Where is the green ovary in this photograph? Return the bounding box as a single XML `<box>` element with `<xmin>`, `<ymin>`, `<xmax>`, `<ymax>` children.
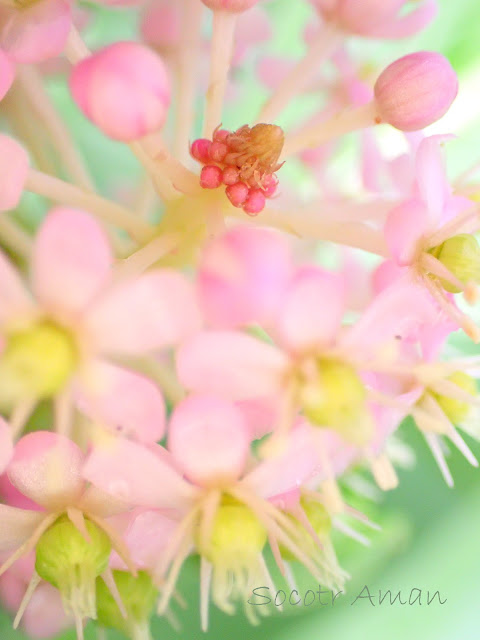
<box><xmin>96</xmin><ymin>570</ymin><xmax>158</xmax><ymax>635</ymax></box>
<box><xmin>432</xmin><ymin>371</ymin><xmax>477</xmax><ymax>424</ymax></box>
<box><xmin>195</xmin><ymin>500</ymin><xmax>267</xmax><ymax>566</ymax></box>
<box><xmin>280</xmin><ymin>497</ymin><xmax>331</xmax><ymax>562</ymax></box>
<box><xmin>428</xmin><ymin>234</ymin><xmax>480</xmax><ymax>293</ymax></box>
<box><xmin>299</xmin><ymin>358</ymin><xmax>370</xmax><ymax>444</ymax></box>
<box><xmin>0</xmin><ymin>320</ymin><xmax>78</xmax><ymax>404</ymax></box>
<box><xmin>36</xmin><ymin>515</ymin><xmax>111</xmax><ymax>620</ymax></box>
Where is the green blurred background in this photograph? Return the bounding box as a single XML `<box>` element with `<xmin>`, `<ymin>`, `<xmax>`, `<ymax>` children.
<box><xmin>5</xmin><ymin>0</ymin><xmax>480</xmax><ymax>638</ymax></box>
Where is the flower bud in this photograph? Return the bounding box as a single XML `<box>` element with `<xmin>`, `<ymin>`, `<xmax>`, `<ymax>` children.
<box><xmin>35</xmin><ymin>515</ymin><xmax>111</xmax><ymax>620</ymax></box>
<box><xmin>96</xmin><ymin>570</ymin><xmax>157</xmax><ymax>636</ymax></box>
<box><xmin>433</xmin><ymin>371</ymin><xmax>477</xmax><ymax>424</ymax></box>
<box><xmin>429</xmin><ymin>234</ymin><xmax>480</xmax><ymax>293</ymax></box>
<box><xmin>70</xmin><ymin>42</ymin><xmax>170</xmax><ymax>141</ymax></box>
<box><xmin>374</xmin><ymin>52</ymin><xmax>458</xmax><ymax>132</ymax></box>
<box><xmin>201</xmin><ymin>0</ymin><xmax>259</xmax><ymax>12</ymax></box>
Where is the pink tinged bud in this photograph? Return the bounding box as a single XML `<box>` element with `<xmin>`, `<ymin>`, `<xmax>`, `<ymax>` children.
<box><xmin>208</xmin><ymin>141</ymin><xmax>228</xmax><ymax>162</ymax></box>
<box><xmin>374</xmin><ymin>51</ymin><xmax>458</xmax><ymax>132</ymax></box>
<box><xmin>141</xmin><ymin>1</ymin><xmax>182</xmax><ymax>49</ymax></box>
<box><xmin>243</xmin><ymin>188</ymin><xmax>265</xmax><ymax>215</ymax></box>
<box><xmin>201</xmin><ymin>0</ymin><xmax>259</xmax><ymax>13</ymax></box>
<box><xmin>191</xmin><ymin>138</ymin><xmax>212</xmax><ymax>163</ymax></box>
<box><xmin>0</xmin><ymin>0</ymin><xmax>72</xmax><ymax>64</ymax></box>
<box><xmin>200</xmin><ymin>165</ymin><xmax>223</xmax><ymax>189</ymax></box>
<box><xmin>69</xmin><ymin>42</ymin><xmax>171</xmax><ymax>142</ymax></box>
<box><xmin>262</xmin><ymin>174</ymin><xmax>278</xmax><ymax>198</ymax></box>
<box><xmin>222</xmin><ymin>166</ymin><xmax>240</xmax><ymax>185</ymax></box>
<box><xmin>0</xmin><ymin>135</ymin><xmax>29</xmax><ymax>211</ymax></box>
<box><xmin>168</xmin><ymin>395</ymin><xmax>250</xmax><ymax>487</ymax></box>
<box><xmin>0</xmin><ymin>50</ymin><xmax>14</xmax><ymax>101</ymax></box>
<box><xmin>225</xmin><ymin>181</ymin><xmax>249</xmax><ymax>207</ymax></box>
<box><xmin>213</xmin><ymin>128</ymin><xmax>230</xmax><ymax>143</ymax></box>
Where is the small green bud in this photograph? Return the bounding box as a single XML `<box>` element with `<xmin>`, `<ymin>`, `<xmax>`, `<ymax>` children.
<box><xmin>195</xmin><ymin>500</ymin><xmax>267</xmax><ymax>566</ymax></box>
<box><xmin>432</xmin><ymin>371</ymin><xmax>477</xmax><ymax>424</ymax></box>
<box><xmin>429</xmin><ymin>234</ymin><xmax>480</xmax><ymax>293</ymax></box>
<box><xmin>0</xmin><ymin>320</ymin><xmax>77</xmax><ymax>405</ymax></box>
<box><xmin>35</xmin><ymin>515</ymin><xmax>111</xmax><ymax>620</ymax></box>
<box><xmin>299</xmin><ymin>358</ymin><xmax>370</xmax><ymax>444</ymax></box>
<box><xmin>96</xmin><ymin>570</ymin><xmax>157</xmax><ymax>636</ymax></box>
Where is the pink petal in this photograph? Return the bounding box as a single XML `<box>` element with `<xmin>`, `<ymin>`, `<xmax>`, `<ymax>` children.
<box><xmin>242</xmin><ymin>425</ymin><xmax>320</xmax><ymax>498</ymax></box>
<box><xmin>384</xmin><ymin>198</ymin><xmax>430</xmax><ymax>265</ymax></box>
<box><xmin>32</xmin><ymin>208</ymin><xmax>113</xmax><ymax>316</ymax></box>
<box><xmin>276</xmin><ymin>266</ymin><xmax>346</xmax><ymax>352</ymax></box>
<box><xmin>0</xmin><ymin>418</ymin><xmax>13</xmax><ymax>475</ymax></box>
<box><xmin>177</xmin><ymin>331</ymin><xmax>288</xmax><ymax>400</ymax></box>
<box><xmin>342</xmin><ymin>280</ymin><xmax>439</xmax><ymax>355</ymax></box>
<box><xmin>0</xmin><ymin>49</ymin><xmax>14</xmax><ymax>101</ymax></box>
<box><xmin>75</xmin><ymin>360</ymin><xmax>165</xmax><ymax>444</ymax></box>
<box><xmin>7</xmin><ymin>432</ymin><xmax>84</xmax><ymax>510</ymax></box>
<box><xmin>83</xmin><ymin>437</ymin><xmax>197</xmax><ymax>509</ymax></box>
<box><xmin>0</xmin><ymin>504</ymin><xmax>44</xmax><ymax>551</ymax></box>
<box><xmin>1</xmin><ymin>0</ymin><xmax>71</xmax><ymax>64</ymax></box>
<box><xmin>0</xmin><ymin>134</ymin><xmax>29</xmax><ymax>211</ymax></box>
<box><xmin>87</xmin><ymin>270</ymin><xmax>201</xmax><ymax>355</ymax></box>
<box><xmin>168</xmin><ymin>395</ymin><xmax>250</xmax><ymax>487</ymax></box>
<box><xmin>110</xmin><ymin>509</ymin><xmax>178</xmax><ymax>571</ymax></box>
<box><xmin>198</xmin><ymin>226</ymin><xmax>292</xmax><ymax>329</ymax></box>
<box><xmin>415</xmin><ymin>134</ymin><xmax>454</xmax><ymax>217</ymax></box>
<box><xmin>22</xmin><ymin>582</ymin><xmax>72</xmax><ymax>639</ymax></box>
<box><xmin>368</xmin><ymin>0</ymin><xmax>437</xmax><ymax>39</ymax></box>
<box><xmin>236</xmin><ymin>396</ymin><xmax>280</xmax><ymax>440</ymax></box>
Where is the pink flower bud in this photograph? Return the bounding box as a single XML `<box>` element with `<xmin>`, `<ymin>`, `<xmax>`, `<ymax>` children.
<box><xmin>141</xmin><ymin>0</ymin><xmax>182</xmax><ymax>50</ymax></box>
<box><xmin>374</xmin><ymin>51</ymin><xmax>458</xmax><ymax>132</ymax></box>
<box><xmin>69</xmin><ymin>42</ymin><xmax>170</xmax><ymax>142</ymax></box>
<box><xmin>208</xmin><ymin>141</ymin><xmax>228</xmax><ymax>162</ymax></box>
<box><xmin>222</xmin><ymin>166</ymin><xmax>240</xmax><ymax>185</ymax></box>
<box><xmin>200</xmin><ymin>165</ymin><xmax>223</xmax><ymax>189</ymax></box>
<box><xmin>213</xmin><ymin>128</ymin><xmax>230</xmax><ymax>143</ymax></box>
<box><xmin>0</xmin><ymin>135</ymin><xmax>29</xmax><ymax>211</ymax></box>
<box><xmin>201</xmin><ymin>0</ymin><xmax>259</xmax><ymax>12</ymax></box>
<box><xmin>191</xmin><ymin>138</ymin><xmax>211</xmax><ymax>163</ymax></box>
<box><xmin>243</xmin><ymin>188</ymin><xmax>265</xmax><ymax>215</ymax></box>
<box><xmin>226</xmin><ymin>181</ymin><xmax>249</xmax><ymax>206</ymax></box>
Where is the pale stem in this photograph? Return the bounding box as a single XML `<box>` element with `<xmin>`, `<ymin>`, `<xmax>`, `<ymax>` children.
<box><xmin>257</xmin><ymin>25</ymin><xmax>342</xmax><ymax>124</ymax></box>
<box><xmin>231</xmin><ymin>206</ymin><xmax>388</xmax><ymax>255</ymax></box>
<box><xmin>129</xmin><ymin>142</ymin><xmax>179</xmax><ymax>202</ymax></box>
<box><xmin>200</xmin><ymin>556</ymin><xmax>213</xmax><ymax>632</ymax></box>
<box><xmin>10</xmin><ymin>398</ymin><xmax>36</xmax><ymax>439</ymax></box>
<box><xmin>13</xmin><ymin>572</ymin><xmax>42</xmax><ymax>629</ymax></box>
<box><xmin>16</xmin><ymin>66</ymin><xmax>94</xmax><ymax>191</ymax></box>
<box><xmin>133</xmin><ymin>135</ymin><xmax>200</xmax><ymax>197</ymax></box>
<box><xmin>0</xmin><ymin>215</ymin><xmax>33</xmax><ymax>259</ymax></box>
<box><xmin>174</xmin><ymin>0</ymin><xmax>205</xmax><ymax>161</ymax></box>
<box><xmin>65</xmin><ymin>25</ymin><xmax>91</xmax><ymax>63</ymax></box>
<box><xmin>25</xmin><ymin>169</ymin><xmax>153</xmax><ymax>243</ymax></box>
<box><xmin>203</xmin><ymin>10</ymin><xmax>237</xmax><ymax>138</ymax></box>
<box><xmin>112</xmin><ymin>233</ymin><xmax>180</xmax><ymax>282</ymax></box>
<box><xmin>134</xmin><ymin>175</ymin><xmax>158</xmax><ymax>219</ymax></box>
<box><xmin>54</xmin><ymin>387</ymin><xmax>73</xmax><ymax>438</ymax></box>
<box><xmin>283</xmin><ymin>101</ymin><xmax>380</xmax><ymax>158</ymax></box>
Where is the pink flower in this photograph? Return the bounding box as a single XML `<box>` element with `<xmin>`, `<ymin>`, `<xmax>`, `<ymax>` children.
<box><xmin>0</xmin><ymin>431</ymin><xmax>134</xmax><ymax>632</ymax></box>
<box><xmin>83</xmin><ymin>397</ymin><xmax>329</xmax><ymax>627</ymax></box>
<box><xmin>0</xmin><ymin>208</ymin><xmax>200</xmax><ymax>442</ymax></box>
<box><xmin>0</xmin><ymin>134</ymin><xmax>30</xmax><ymax>211</ymax></box>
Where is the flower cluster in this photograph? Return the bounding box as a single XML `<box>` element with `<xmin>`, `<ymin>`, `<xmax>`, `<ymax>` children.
<box><xmin>0</xmin><ymin>1</ymin><xmax>479</xmax><ymax>639</ymax></box>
